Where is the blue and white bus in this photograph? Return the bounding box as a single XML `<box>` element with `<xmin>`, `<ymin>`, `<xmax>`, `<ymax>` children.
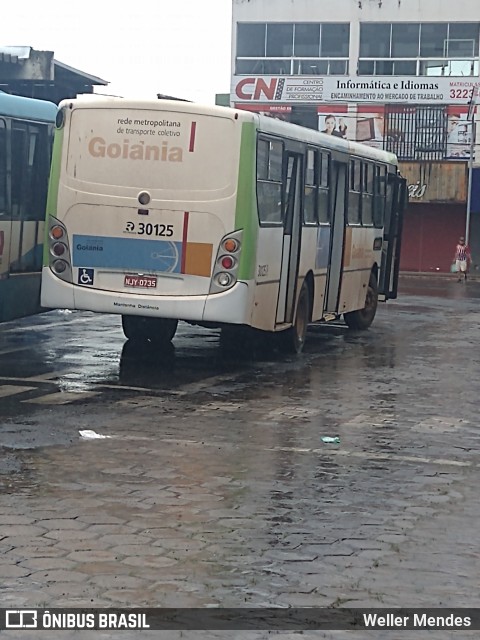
<box><xmin>0</xmin><ymin>91</ymin><xmax>57</xmax><ymax>322</ymax></box>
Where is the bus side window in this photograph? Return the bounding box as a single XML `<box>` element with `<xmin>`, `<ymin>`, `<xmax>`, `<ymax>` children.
<box><xmin>257</xmin><ymin>139</ymin><xmax>269</xmax><ymax>180</ymax></box>
<box><xmin>385</xmin><ymin>175</ymin><xmax>394</xmax><ymax>233</ymax></box>
<box><xmin>304</xmin><ymin>148</ymin><xmax>317</xmax><ymax>225</ymax></box>
<box><xmin>29</xmin><ymin>125</ymin><xmax>51</xmax><ymax>222</ymax></box>
<box><xmin>317</xmin><ymin>151</ymin><xmax>330</xmax><ymax>224</ymax></box>
<box><xmin>0</xmin><ymin>119</ymin><xmax>6</xmax><ymax>215</ymax></box>
<box><xmin>373</xmin><ymin>165</ymin><xmax>387</xmax><ymax>228</ymax></box>
<box><xmin>348</xmin><ymin>158</ymin><xmax>361</xmax><ymax>225</ymax></box>
<box><xmin>361</xmin><ymin>162</ymin><xmax>374</xmax><ymax>226</ymax></box>
<box><xmin>11</xmin><ymin>123</ymin><xmax>28</xmax><ymax>219</ymax></box>
<box><xmin>12</xmin><ymin>122</ymin><xmax>50</xmax><ymax>222</ymax></box>
<box><xmin>257</xmin><ymin>138</ymin><xmax>283</xmax><ymax>224</ymax></box>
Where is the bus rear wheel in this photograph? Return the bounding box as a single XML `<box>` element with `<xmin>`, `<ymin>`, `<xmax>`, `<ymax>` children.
<box><xmin>279</xmin><ymin>282</ymin><xmax>310</xmax><ymax>354</ymax></box>
<box><xmin>344</xmin><ymin>272</ymin><xmax>378</xmax><ymax>330</ymax></box>
<box><xmin>121</xmin><ymin>315</ymin><xmax>178</xmax><ymax>343</ymax></box>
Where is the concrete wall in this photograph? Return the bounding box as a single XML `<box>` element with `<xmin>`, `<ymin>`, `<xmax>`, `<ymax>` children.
<box><xmin>232</xmin><ymin>0</ymin><xmax>479</xmax><ymax>24</ymax></box>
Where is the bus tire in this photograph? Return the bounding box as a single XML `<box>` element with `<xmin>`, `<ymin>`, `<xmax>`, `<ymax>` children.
<box><xmin>279</xmin><ymin>281</ymin><xmax>310</xmax><ymax>354</ymax></box>
<box><xmin>122</xmin><ymin>315</ymin><xmax>178</xmax><ymax>343</ymax></box>
<box><xmin>344</xmin><ymin>272</ymin><xmax>378</xmax><ymax>330</ymax></box>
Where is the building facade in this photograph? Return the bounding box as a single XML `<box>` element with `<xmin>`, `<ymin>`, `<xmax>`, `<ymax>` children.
<box><xmin>230</xmin><ymin>0</ymin><xmax>480</xmax><ymax>272</ymax></box>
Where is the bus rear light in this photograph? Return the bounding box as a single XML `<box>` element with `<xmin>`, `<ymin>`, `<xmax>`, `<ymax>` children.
<box><xmin>47</xmin><ymin>216</ymin><xmax>72</xmax><ymax>283</ymax></box>
<box><xmin>223</xmin><ymin>238</ymin><xmax>239</xmax><ymax>253</ymax></box>
<box><xmin>209</xmin><ymin>229</ymin><xmax>243</xmax><ymax>294</ymax></box>
<box><xmin>52</xmin><ymin>259</ymin><xmax>68</xmax><ymax>274</ymax></box>
<box><xmin>220</xmin><ymin>255</ymin><xmax>235</xmax><ymax>270</ymax></box>
<box><xmin>52</xmin><ymin>242</ymin><xmax>67</xmax><ymax>257</ymax></box>
<box><xmin>50</xmin><ymin>226</ymin><xmax>64</xmax><ymax>240</ymax></box>
<box><xmin>216</xmin><ymin>273</ymin><xmax>233</xmax><ymax>287</ymax></box>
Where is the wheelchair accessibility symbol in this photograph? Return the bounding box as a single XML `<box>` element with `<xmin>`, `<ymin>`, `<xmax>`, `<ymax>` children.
<box><xmin>78</xmin><ymin>268</ymin><xmax>94</xmax><ymax>285</ymax></box>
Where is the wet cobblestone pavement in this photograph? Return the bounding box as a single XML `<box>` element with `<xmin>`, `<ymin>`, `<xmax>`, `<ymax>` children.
<box><xmin>1</xmin><ymin>277</ymin><xmax>480</xmax><ymax>638</ymax></box>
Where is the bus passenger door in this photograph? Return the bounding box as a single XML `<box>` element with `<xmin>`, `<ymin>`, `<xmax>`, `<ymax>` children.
<box><xmin>324</xmin><ymin>160</ymin><xmax>347</xmax><ymax>316</ymax></box>
<box><xmin>276</xmin><ymin>153</ymin><xmax>303</xmax><ymax>325</ymax></box>
<box><xmin>378</xmin><ymin>174</ymin><xmax>407</xmax><ymax>300</ymax></box>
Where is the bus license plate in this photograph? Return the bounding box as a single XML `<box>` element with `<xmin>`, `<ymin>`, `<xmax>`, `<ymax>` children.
<box><xmin>124</xmin><ymin>275</ymin><xmax>157</xmax><ymax>288</ymax></box>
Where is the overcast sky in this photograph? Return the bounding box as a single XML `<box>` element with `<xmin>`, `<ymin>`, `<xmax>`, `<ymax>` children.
<box><xmin>5</xmin><ymin>0</ymin><xmax>233</xmax><ymax>103</ymax></box>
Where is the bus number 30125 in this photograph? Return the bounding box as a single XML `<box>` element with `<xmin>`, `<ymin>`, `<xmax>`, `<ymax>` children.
<box><xmin>125</xmin><ymin>222</ymin><xmax>174</xmax><ymax>236</ymax></box>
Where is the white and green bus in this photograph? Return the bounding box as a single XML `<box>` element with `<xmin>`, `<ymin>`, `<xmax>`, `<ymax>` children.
<box><xmin>41</xmin><ymin>98</ymin><xmax>406</xmax><ymax>353</ymax></box>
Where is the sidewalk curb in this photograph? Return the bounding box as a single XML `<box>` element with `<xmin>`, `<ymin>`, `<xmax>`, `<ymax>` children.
<box><xmin>399</xmin><ymin>272</ymin><xmax>479</xmax><ymax>281</ymax></box>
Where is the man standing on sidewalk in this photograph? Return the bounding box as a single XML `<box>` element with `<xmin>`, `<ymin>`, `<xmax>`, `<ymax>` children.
<box><xmin>453</xmin><ymin>237</ymin><xmax>472</xmax><ymax>282</ymax></box>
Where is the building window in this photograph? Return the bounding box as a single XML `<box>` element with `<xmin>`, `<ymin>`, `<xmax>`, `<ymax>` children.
<box><xmin>294</xmin><ymin>59</ymin><xmax>348</xmax><ymax>75</ymax></box>
<box><xmin>359</xmin><ymin>22</ymin><xmax>480</xmax><ymax>77</ymax></box>
<box><xmin>295</xmin><ymin>59</ymin><xmax>327</xmax><ymax>75</ymax></box>
<box><xmin>359</xmin><ymin>59</ymin><xmax>417</xmax><ymax>75</ymax></box>
<box><xmin>329</xmin><ymin>60</ymin><xmax>349</xmax><ymax>75</ymax></box>
<box><xmin>236</xmin><ymin>22</ymin><xmax>349</xmax><ymax>76</ymax></box>
<box><xmin>321</xmin><ymin>24</ymin><xmax>350</xmax><ymax>57</ymax></box>
<box><xmin>392</xmin><ymin>60</ymin><xmax>417</xmax><ymax>75</ymax></box>
<box><xmin>237</xmin><ymin>23</ymin><xmax>266</xmax><ymax>57</ymax></box>
<box><xmin>236</xmin><ymin>59</ymin><xmax>266</xmax><ymax>74</ymax></box>
<box><xmin>391</xmin><ymin>24</ymin><xmax>420</xmax><ymax>57</ymax></box>
<box><xmin>359</xmin><ymin>23</ymin><xmax>391</xmax><ymax>57</ymax></box>
<box><xmin>263</xmin><ymin>60</ymin><xmax>291</xmax><ymax>75</ymax></box>
<box><xmin>267</xmin><ymin>24</ymin><xmax>293</xmax><ymax>57</ymax></box>
<box><xmin>376</xmin><ymin>60</ymin><xmax>394</xmax><ymax>75</ymax></box>
<box><xmin>449</xmin><ymin>23</ymin><xmax>479</xmax><ymax>54</ymax></box>
<box><xmin>358</xmin><ymin>60</ymin><xmax>374</xmax><ymax>75</ymax></box>
<box><xmin>294</xmin><ymin>24</ymin><xmax>320</xmax><ymax>57</ymax></box>
<box><xmin>420</xmin><ymin>23</ymin><xmax>448</xmax><ymax>57</ymax></box>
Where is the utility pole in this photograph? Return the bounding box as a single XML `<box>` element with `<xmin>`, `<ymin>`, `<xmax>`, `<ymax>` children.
<box><xmin>465</xmin><ymin>86</ymin><xmax>478</xmax><ymax>245</ymax></box>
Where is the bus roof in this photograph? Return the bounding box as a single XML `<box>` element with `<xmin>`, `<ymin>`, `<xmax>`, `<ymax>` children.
<box><xmin>0</xmin><ymin>91</ymin><xmax>57</xmax><ymax>123</ymax></box>
<box><xmin>59</xmin><ymin>96</ymin><xmax>399</xmax><ymax>166</ymax></box>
